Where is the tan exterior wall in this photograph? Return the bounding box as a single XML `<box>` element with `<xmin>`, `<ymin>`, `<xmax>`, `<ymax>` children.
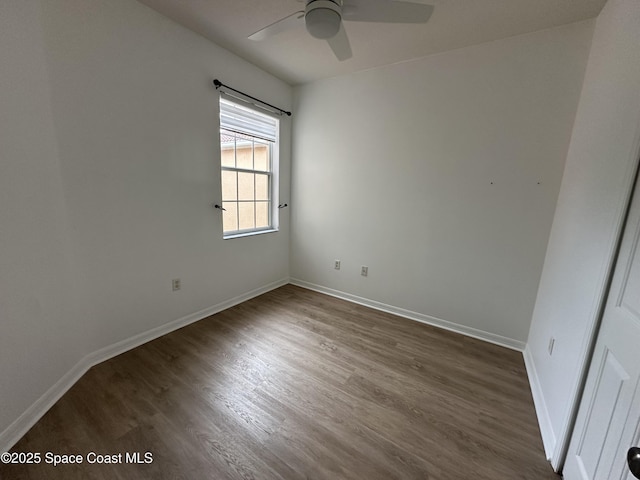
<box><xmin>220</xmin><ymin>144</ymin><xmax>270</xmax><ymax>232</ymax></box>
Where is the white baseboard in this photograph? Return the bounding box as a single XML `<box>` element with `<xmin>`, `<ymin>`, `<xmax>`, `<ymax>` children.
<box><xmin>523</xmin><ymin>344</ymin><xmax>557</xmax><ymax>464</ymax></box>
<box><xmin>0</xmin><ymin>278</ymin><xmax>289</xmax><ymax>453</ymax></box>
<box><xmin>290</xmin><ymin>278</ymin><xmax>526</xmax><ymax>352</ymax></box>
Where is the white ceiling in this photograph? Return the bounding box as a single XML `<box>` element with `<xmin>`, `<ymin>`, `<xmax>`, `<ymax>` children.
<box><xmin>136</xmin><ymin>0</ymin><xmax>606</xmax><ymax>85</ymax></box>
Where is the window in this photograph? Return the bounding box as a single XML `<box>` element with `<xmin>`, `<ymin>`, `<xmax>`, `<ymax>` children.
<box><xmin>219</xmin><ymin>98</ymin><xmax>279</xmax><ymax>237</ymax></box>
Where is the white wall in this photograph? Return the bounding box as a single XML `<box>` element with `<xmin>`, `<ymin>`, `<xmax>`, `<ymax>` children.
<box><xmin>0</xmin><ymin>0</ymin><xmax>292</xmax><ymax>449</ymax></box>
<box><xmin>291</xmin><ymin>21</ymin><xmax>593</xmax><ymax>347</ymax></box>
<box><xmin>525</xmin><ymin>0</ymin><xmax>640</xmax><ymax>468</ymax></box>
<box><xmin>0</xmin><ymin>0</ymin><xmax>91</xmax><ymax>447</ymax></box>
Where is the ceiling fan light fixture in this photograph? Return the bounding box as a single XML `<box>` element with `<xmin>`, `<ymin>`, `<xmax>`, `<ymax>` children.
<box><xmin>305</xmin><ymin>0</ymin><xmax>341</xmax><ymax>39</ymax></box>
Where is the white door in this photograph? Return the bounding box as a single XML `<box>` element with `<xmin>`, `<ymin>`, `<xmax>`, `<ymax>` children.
<box><xmin>563</xmin><ymin>174</ymin><xmax>640</xmax><ymax>480</ymax></box>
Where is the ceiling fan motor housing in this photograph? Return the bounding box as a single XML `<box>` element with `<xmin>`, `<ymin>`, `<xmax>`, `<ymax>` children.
<box><xmin>305</xmin><ymin>0</ymin><xmax>342</xmax><ymax>39</ymax></box>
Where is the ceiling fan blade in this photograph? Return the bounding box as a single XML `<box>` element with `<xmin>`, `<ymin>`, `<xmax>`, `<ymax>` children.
<box><xmin>248</xmin><ymin>11</ymin><xmax>304</xmax><ymax>41</ymax></box>
<box><xmin>343</xmin><ymin>0</ymin><xmax>434</xmax><ymax>24</ymax></box>
<box><xmin>327</xmin><ymin>23</ymin><xmax>352</xmax><ymax>61</ymax></box>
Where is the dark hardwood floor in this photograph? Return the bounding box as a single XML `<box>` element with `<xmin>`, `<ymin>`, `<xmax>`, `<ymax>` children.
<box><xmin>0</xmin><ymin>285</ymin><xmax>558</xmax><ymax>479</ymax></box>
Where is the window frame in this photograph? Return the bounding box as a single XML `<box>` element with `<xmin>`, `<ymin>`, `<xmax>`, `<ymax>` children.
<box><xmin>218</xmin><ymin>98</ymin><xmax>279</xmax><ymax>239</ymax></box>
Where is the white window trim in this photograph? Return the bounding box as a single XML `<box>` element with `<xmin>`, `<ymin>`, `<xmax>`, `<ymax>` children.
<box><xmin>219</xmin><ymin>98</ymin><xmax>280</xmax><ymax>238</ymax></box>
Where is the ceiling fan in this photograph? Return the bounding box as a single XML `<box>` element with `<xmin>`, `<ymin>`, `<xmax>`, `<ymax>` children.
<box><xmin>248</xmin><ymin>0</ymin><xmax>434</xmax><ymax>61</ymax></box>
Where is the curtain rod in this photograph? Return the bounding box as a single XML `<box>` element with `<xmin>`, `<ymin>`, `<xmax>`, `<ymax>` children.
<box><xmin>213</xmin><ymin>79</ymin><xmax>292</xmax><ymax>117</ymax></box>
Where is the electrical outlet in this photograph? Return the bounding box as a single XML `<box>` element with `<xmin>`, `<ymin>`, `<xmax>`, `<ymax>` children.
<box><xmin>361</xmin><ymin>266</ymin><xmax>368</xmax><ymax>277</ymax></box>
<box><xmin>172</xmin><ymin>278</ymin><xmax>181</xmax><ymax>291</ymax></box>
<box><xmin>548</xmin><ymin>337</ymin><xmax>555</xmax><ymax>355</ymax></box>
<box><xmin>334</xmin><ymin>260</ymin><xmax>341</xmax><ymax>270</ymax></box>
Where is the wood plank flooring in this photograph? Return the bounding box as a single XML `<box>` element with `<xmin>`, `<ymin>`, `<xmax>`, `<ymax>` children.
<box><xmin>0</xmin><ymin>285</ymin><xmax>559</xmax><ymax>479</ymax></box>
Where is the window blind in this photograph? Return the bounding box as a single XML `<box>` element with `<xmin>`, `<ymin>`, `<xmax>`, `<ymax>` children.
<box><xmin>220</xmin><ymin>97</ymin><xmax>278</xmax><ymax>142</ymax></box>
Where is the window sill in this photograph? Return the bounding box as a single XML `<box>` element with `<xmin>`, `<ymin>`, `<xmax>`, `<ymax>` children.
<box><xmin>223</xmin><ymin>228</ymin><xmax>278</xmax><ymax>240</ymax></box>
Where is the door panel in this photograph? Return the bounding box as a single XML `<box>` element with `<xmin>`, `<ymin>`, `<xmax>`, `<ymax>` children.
<box><xmin>574</xmin><ymin>349</ymin><xmax>628</xmax><ymax>478</ymax></box>
<box><xmin>564</xmin><ymin>175</ymin><xmax>640</xmax><ymax>480</ymax></box>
